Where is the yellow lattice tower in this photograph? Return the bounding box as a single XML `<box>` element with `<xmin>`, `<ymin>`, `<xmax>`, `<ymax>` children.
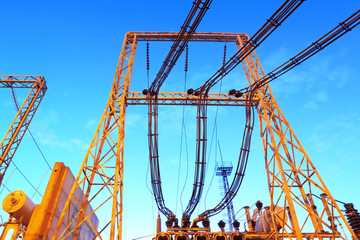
<box><xmin>50</xmin><ymin>32</ymin><xmax>358</xmax><ymax>240</ymax></box>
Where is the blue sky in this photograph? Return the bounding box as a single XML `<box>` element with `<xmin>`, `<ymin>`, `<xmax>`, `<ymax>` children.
<box><xmin>1</xmin><ymin>1</ymin><xmax>360</xmax><ymax>239</ymax></box>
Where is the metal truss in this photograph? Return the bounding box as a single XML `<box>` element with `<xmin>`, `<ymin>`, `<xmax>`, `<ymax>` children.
<box><xmin>238</xmin><ymin>38</ymin><xmax>358</xmax><ymax>239</ymax></box>
<box><xmin>51</xmin><ymin>31</ymin><xmax>358</xmax><ymax>240</ymax></box>
<box><xmin>132</xmin><ymin>32</ymin><xmax>247</xmax><ymax>42</ymax></box>
<box><xmin>0</xmin><ymin>75</ymin><xmax>47</xmax><ymax>186</ymax></box>
<box><xmin>51</xmin><ymin>32</ymin><xmax>251</xmax><ymax>240</ymax></box>
<box><xmin>125</xmin><ymin>92</ymin><xmax>257</xmax><ymax>106</ymax></box>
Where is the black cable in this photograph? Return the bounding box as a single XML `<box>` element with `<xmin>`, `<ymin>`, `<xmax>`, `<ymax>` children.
<box><xmin>10</xmin><ymin>88</ymin><xmax>52</xmax><ymax>169</ymax></box>
<box><xmin>189</xmin><ymin>0</ymin><xmax>306</xmax><ymax>95</ymax></box>
<box><xmin>238</xmin><ymin>9</ymin><xmax>360</xmax><ymax>96</ymax></box>
<box><xmin>1</xmin><ymin>183</ymin><xmax>11</xmax><ymax>193</ymax></box>
<box><xmin>176</xmin><ymin>47</ymin><xmax>189</xmax><ymax>214</ymax></box>
<box><xmin>179</xmin><ymin>121</ymin><xmax>190</xmax><ymax>214</ymax></box>
<box><xmin>0</xmin><ymin>168</ymin><xmax>16</xmax><ymax>196</ymax></box>
<box><xmin>11</xmin><ymin>161</ymin><xmax>43</xmax><ymax>197</ymax></box>
<box><xmin>147</xmin><ymin>1</ymin><xmax>213</xmax><ymax>223</ymax></box>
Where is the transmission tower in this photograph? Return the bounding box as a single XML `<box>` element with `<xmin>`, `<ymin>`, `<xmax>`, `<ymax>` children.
<box><xmin>49</xmin><ymin>31</ymin><xmax>360</xmax><ymax>240</ymax></box>
<box><xmin>0</xmin><ymin>76</ymin><xmax>47</xmax><ymax>186</ymax></box>
<box><xmin>216</xmin><ymin>161</ymin><xmax>236</xmax><ymax>232</ymax></box>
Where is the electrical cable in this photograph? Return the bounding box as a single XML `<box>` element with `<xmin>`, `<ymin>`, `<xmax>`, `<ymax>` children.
<box><xmin>0</xmin><ymin>183</ymin><xmax>11</xmax><ymax>194</ymax></box>
<box><xmin>188</xmin><ymin>0</ymin><xmax>306</xmax><ymax>95</ymax></box>
<box><xmin>92</xmin><ymin>220</ymin><xmax>111</xmax><ymax>240</ymax></box>
<box><xmin>11</xmin><ymin>161</ymin><xmax>43</xmax><ymax>197</ymax></box>
<box><xmin>202</xmin><ymin>43</ymin><xmax>226</xmax><ymax>211</ymax></box>
<box><xmin>31</xmin><ymin>167</ymin><xmax>51</xmax><ymax>200</ymax></box>
<box><xmin>8</xmin><ymin>87</ymin><xmax>53</xmax><ymax>199</ymax></box>
<box><xmin>145</xmin><ymin>41</ymin><xmax>156</xmax><ymax>230</ymax></box>
<box><xmin>11</xmin><ymin>88</ymin><xmax>52</xmax><ymax>170</ymax></box>
<box><xmin>203</xmin><ymin>118</ymin><xmax>218</xmax><ymax>211</ymax></box>
<box><xmin>147</xmin><ymin>1</ymin><xmax>213</xmax><ymax>223</ymax></box>
<box><xmin>196</xmin><ymin>96</ymin><xmax>255</xmax><ymax>220</ymax></box>
<box><xmin>184</xmin><ymin>41</ymin><xmax>230</xmax><ymax>221</ymax></box>
<box><xmin>0</xmin><ymin>167</ymin><xmax>16</xmax><ymax>196</ymax></box>
<box><xmin>237</xmin><ymin>9</ymin><xmax>360</xmax><ymax>97</ymax></box>
<box><xmin>179</xmin><ymin>122</ymin><xmax>190</xmax><ymax>214</ymax></box>
<box><xmin>176</xmin><ymin>44</ymin><xmax>189</xmax><ymax>214</ymax></box>
<box><xmin>336</xmin><ymin>218</ymin><xmax>349</xmax><ymax>240</ymax></box>
<box><xmin>191</xmin><ymin>6</ymin><xmax>360</xmax><ymax>224</ymax></box>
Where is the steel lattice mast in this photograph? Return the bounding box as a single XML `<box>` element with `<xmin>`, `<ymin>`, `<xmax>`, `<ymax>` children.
<box><xmin>50</xmin><ymin>31</ymin><xmax>359</xmax><ymax>240</ymax></box>
<box><xmin>51</xmin><ymin>32</ymin><xmax>248</xmax><ymax>240</ymax></box>
<box><xmin>238</xmin><ymin>38</ymin><xmax>358</xmax><ymax>240</ymax></box>
<box><xmin>0</xmin><ymin>75</ymin><xmax>47</xmax><ymax>186</ymax></box>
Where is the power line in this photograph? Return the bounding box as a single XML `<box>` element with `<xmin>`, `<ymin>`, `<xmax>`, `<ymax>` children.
<box><xmin>11</xmin><ymin>161</ymin><xmax>43</xmax><ymax>197</ymax></box>
<box><xmin>10</xmin><ymin>88</ymin><xmax>52</xmax><ymax>170</ymax></box>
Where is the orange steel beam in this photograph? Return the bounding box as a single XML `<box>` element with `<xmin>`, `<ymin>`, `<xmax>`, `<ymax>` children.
<box><xmin>125</xmin><ymin>92</ymin><xmax>258</xmax><ymax>106</ymax></box>
<box><xmin>132</xmin><ymin>32</ymin><xmax>246</xmax><ymax>42</ymax></box>
<box><xmin>0</xmin><ymin>75</ymin><xmax>47</xmax><ymax>186</ymax></box>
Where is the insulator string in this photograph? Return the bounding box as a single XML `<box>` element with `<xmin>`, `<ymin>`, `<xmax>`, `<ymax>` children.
<box><xmin>146</xmin><ymin>41</ymin><xmax>150</xmax><ymax>88</ymax></box>
<box><xmin>223</xmin><ymin>42</ymin><xmax>227</xmax><ymax>67</ymax></box>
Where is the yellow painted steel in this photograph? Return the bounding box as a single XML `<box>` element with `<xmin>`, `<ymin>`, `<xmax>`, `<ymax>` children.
<box><xmin>2</xmin><ymin>190</ymin><xmax>35</xmax><ymax>226</ymax></box>
<box><xmin>0</xmin><ymin>219</ymin><xmax>25</xmax><ymax>240</ymax></box>
<box><xmin>24</xmin><ymin>163</ymin><xmax>71</xmax><ymax>240</ymax></box>
<box><xmin>238</xmin><ymin>37</ymin><xmax>358</xmax><ymax>240</ymax></box>
<box><xmin>0</xmin><ymin>76</ymin><xmax>47</xmax><ymax>186</ymax></box>
<box><xmin>49</xmin><ymin>32</ymin><xmax>357</xmax><ymax>240</ymax></box>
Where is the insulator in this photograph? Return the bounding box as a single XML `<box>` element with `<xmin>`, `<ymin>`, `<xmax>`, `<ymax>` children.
<box><xmin>173</xmin><ymin>221</ymin><xmax>180</xmax><ymax>228</ymax></box>
<box><xmin>223</xmin><ymin>43</ymin><xmax>227</xmax><ymax>67</ymax></box>
<box><xmin>244</xmin><ymin>206</ymin><xmax>254</xmax><ymax>232</ymax></box>
<box><xmin>218</xmin><ymin>220</ymin><xmax>226</xmax><ymax>229</ymax></box>
<box><xmin>234</xmin><ymin>91</ymin><xmax>243</xmax><ymax>98</ymax></box>
<box><xmin>228</xmin><ymin>89</ymin><xmax>236</xmax><ymax>95</ymax></box>
<box><xmin>146</xmin><ymin>42</ymin><xmax>150</xmax><ymax>71</ymax></box>
<box><xmin>255</xmin><ymin>201</ymin><xmax>263</xmax><ymax>210</ymax></box>
<box><xmin>185</xmin><ymin>44</ymin><xmax>188</xmax><ymax>72</ymax></box>
<box><xmin>202</xmin><ymin>219</ymin><xmax>210</xmax><ymax>228</ymax></box>
<box><xmin>344</xmin><ymin>203</ymin><xmax>360</xmax><ymax>238</ymax></box>
<box><xmin>233</xmin><ymin>219</ymin><xmax>240</xmax><ymax>229</ymax></box>
<box><xmin>183</xmin><ymin>220</ymin><xmax>191</xmax><ymax>228</ymax></box>
<box><xmin>165</xmin><ymin>220</ymin><xmax>173</xmax><ymax>228</ymax></box>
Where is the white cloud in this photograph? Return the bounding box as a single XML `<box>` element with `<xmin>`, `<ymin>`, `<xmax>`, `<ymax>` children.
<box><xmin>303</xmin><ymin>101</ymin><xmax>318</xmax><ymax>110</ymax></box>
<box><xmin>85</xmin><ymin>119</ymin><xmax>98</xmax><ymax>129</ymax></box>
<box><xmin>313</xmin><ymin>90</ymin><xmax>327</xmax><ymax>102</ymax></box>
<box><xmin>262</xmin><ymin>47</ymin><xmax>353</xmax><ymax>100</ymax></box>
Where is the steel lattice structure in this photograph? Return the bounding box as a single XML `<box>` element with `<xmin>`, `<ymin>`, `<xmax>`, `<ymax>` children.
<box><xmin>49</xmin><ymin>31</ymin><xmax>359</xmax><ymax>240</ymax></box>
<box><xmin>0</xmin><ymin>75</ymin><xmax>47</xmax><ymax>186</ymax></box>
<box><xmin>239</xmin><ymin>41</ymin><xmax>357</xmax><ymax>240</ymax></box>
<box><xmin>50</xmin><ymin>32</ymin><xmax>253</xmax><ymax>240</ymax></box>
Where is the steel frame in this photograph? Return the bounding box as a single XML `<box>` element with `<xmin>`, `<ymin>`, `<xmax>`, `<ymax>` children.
<box><xmin>51</xmin><ymin>32</ymin><xmax>252</xmax><ymax>240</ymax></box>
<box><xmin>125</xmin><ymin>92</ymin><xmax>257</xmax><ymax>106</ymax></box>
<box><xmin>0</xmin><ymin>75</ymin><xmax>47</xmax><ymax>186</ymax></box>
<box><xmin>238</xmin><ymin>39</ymin><xmax>358</xmax><ymax>239</ymax></box>
<box><xmin>51</xmin><ymin>31</ymin><xmax>357</xmax><ymax>240</ymax></box>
